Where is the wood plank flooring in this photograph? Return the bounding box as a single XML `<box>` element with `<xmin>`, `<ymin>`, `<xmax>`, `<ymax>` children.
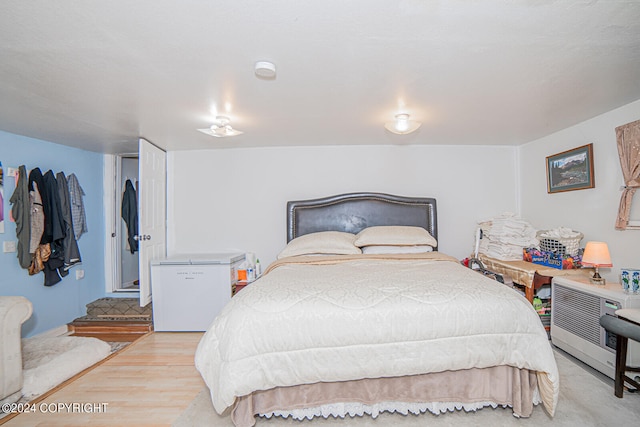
<box><xmin>1</xmin><ymin>332</ymin><xmax>205</xmax><ymax>427</ymax></box>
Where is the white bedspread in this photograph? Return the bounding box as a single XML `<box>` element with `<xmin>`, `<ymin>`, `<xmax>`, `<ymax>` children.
<box><xmin>195</xmin><ymin>253</ymin><xmax>559</xmax><ymax>416</ymax></box>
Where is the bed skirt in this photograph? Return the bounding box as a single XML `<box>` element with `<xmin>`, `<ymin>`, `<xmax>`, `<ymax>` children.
<box><xmin>231</xmin><ymin>365</ymin><xmax>539</xmax><ymax>427</ymax></box>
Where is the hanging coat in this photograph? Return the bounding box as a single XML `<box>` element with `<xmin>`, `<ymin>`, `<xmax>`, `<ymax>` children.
<box><xmin>121</xmin><ymin>179</ymin><xmax>138</xmax><ymax>254</ymax></box>
<box><xmin>28</xmin><ymin>168</ymin><xmax>49</xmax><ymax>245</ymax></box>
<box><xmin>67</xmin><ymin>173</ymin><xmax>87</xmax><ymax>240</ymax></box>
<box><xmin>42</xmin><ymin>170</ymin><xmax>65</xmax><ymax>246</ymax></box>
<box><xmin>41</xmin><ymin>171</ymin><xmax>65</xmax><ymax>285</ymax></box>
<box><xmin>56</xmin><ymin>171</ymin><xmax>81</xmax><ymax>271</ymax></box>
<box><xmin>29</xmin><ymin>181</ymin><xmax>45</xmax><ymax>254</ymax></box>
<box><xmin>9</xmin><ymin>165</ymin><xmax>31</xmax><ymax>269</ymax></box>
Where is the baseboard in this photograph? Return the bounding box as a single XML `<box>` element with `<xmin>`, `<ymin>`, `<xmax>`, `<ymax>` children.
<box><xmin>29</xmin><ymin>325</ymin><xmax>71</xmax><ymax>339</ymax></box>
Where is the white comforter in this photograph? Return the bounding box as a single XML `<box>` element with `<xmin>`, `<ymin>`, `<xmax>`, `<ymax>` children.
<box><xmin>195</xmin><ymin>253</ymin><xmax>559</xmax><ymax>416</ymax></box>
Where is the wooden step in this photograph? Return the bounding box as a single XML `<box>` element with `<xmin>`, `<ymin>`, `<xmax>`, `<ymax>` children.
<box><xmin>68</xmin><ymin>320</ymin><xmax>153</xmax><ymax>342</ymax></box>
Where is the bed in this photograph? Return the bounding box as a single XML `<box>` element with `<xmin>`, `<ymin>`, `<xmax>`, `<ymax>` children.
<box><xmin>195</xmin><ymin>192</ymin><xmax>559</xmax><ymax>426</ymax></box>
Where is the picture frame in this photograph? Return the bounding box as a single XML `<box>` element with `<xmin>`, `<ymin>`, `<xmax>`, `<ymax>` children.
<box><xmin>546</xmin><ymin>143</ymin><xmax>595</xmax><ymax>193</ymax></box>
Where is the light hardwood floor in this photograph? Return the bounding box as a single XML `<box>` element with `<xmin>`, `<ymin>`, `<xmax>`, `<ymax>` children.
<box><xmin>1</xmin><ymin>332</ymin><xmax>205</xmax><ymax>427</ymax></box>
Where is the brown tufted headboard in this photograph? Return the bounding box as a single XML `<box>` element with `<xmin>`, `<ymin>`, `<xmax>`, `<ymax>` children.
<box><xmin>286</xmin><ymin>192</ymin><xmax>438</xmax><ymax>250</ymax></box>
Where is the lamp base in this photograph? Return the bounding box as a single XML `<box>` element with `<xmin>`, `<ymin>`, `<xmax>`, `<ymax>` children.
<box><xmin>590</xmin><ymin>276</ymin><xmax>606</xmax><ymax>286</ymax></box>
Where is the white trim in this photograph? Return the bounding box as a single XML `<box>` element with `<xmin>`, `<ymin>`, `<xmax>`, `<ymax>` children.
<box><xmin>514</xmin><ymin>146</ymin><xmax>522</xmax><ymax>216</ymax></box>
<box><xmin>626</xmin><ymin>220</ymin><xmax>640</xmax><ymax>230</ymax></box>
<box><xmin>104</xmin><ymin>154</ymin><xmax>117</xmax><ymax>293</ymax></box>
<box><xmin>105</xmin><ymin>153</ymin><xmax>143</xmax><ymax>293</ymax></box>
<box><xmin>166</xmin><ymin>151</ymin><xmax>173</xmax><ymax>257</ymax></box>
<box><xmin>30</xmin><ymin>325</ymin><xmax>71</xmax><ymax>338</ymax></box>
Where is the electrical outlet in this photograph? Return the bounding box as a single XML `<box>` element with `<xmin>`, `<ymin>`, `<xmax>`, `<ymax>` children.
<box><xmin>3</xmin><ymin>241</ymin><xmax>17</xmax><ymax>253</ymax></box>
<box><xmin>75</xmin><ymin>269</ymin><xmax>85</xmax><ymax>280</ymax></box>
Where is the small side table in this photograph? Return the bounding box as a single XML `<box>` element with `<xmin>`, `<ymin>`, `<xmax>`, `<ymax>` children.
<box><xmin>232</xmin><ymin>281</ymin><xmax>249</xmax><ymax>296</ymax></box>
<box><xmin>232</xmin><ymin>276</ymin><xmax>262</xmax><ymax>296</ymax></box>
<box><xmin>478</xmin><ymin>254</ymin><xmax>593</xmax><ymax>303</ymax></box>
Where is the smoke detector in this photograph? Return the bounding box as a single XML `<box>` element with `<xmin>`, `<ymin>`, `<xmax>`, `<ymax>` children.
<box><xmin>255</xmin><ymin>61</ymin><xmax>276</xmax><ymax>79</ymax></box>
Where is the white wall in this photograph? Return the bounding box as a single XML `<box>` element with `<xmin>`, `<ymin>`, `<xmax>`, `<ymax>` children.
<box><xmin>519</xmin><ymin>99</ymin><xmax>640</xmax><ymax>283</ymax></box>
<box><xmin>168</xmin><ymin>144</ymin><xmax>518</xmax><ymax>265</ymax></box>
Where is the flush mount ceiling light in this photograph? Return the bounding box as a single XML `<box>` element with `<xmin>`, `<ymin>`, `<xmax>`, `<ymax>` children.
<box><xmin>197</xmin><ymin>116</ymin><xmax>244</xmax><ymax>138</ymax></box>
<box><xmin>384</xmin><ymin>113</ymin><xmax>421</xmax><ymax>135</ymax></box>
<box><xmin>255</xmin><ymin>61</ymin><xmax>276</xmax><ymax>79</ymax></box>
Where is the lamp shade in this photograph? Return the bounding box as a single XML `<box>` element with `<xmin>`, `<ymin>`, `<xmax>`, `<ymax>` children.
<box><xmin>581</xmin><ymin>241</ymin><xmax>612</xmax><ymax>267</ymax></box>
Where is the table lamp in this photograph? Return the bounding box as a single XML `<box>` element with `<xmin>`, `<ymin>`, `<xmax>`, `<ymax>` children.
<box><xmin>581</xmin><ymin>241</ymin><xmax>612</xmax><ymax>286</ymax></box>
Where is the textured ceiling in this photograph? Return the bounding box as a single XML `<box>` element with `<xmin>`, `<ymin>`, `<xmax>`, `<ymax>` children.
<box><xmin>1</xmin><ymin>0</ymin><xmax>640</xmax><ymax>153</ymax></box>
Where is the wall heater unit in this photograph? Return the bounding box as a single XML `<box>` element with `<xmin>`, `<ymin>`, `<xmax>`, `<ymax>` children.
<box><xmin>551</xmin><ymin>276</ymin><xmax>640</xmax><ymax>379</ymax></box>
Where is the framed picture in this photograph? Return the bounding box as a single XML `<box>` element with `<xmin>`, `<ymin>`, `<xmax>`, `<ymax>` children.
<box><xmin>546</xmin><ymin>143</ymin><xmax>595</xmax><ymax>193</ymax></box>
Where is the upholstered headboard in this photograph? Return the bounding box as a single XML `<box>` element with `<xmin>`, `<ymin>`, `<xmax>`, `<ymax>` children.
<box><xmin>286</xmin><ymin>192</ymin><xmax>438</xmax><ymax>249</ymax></box>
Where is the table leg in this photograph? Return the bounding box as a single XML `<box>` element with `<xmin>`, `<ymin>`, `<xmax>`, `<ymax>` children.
<box><xmin>525</xmin><ymin>285</ymin><xmax>534</xmax><ymax>303</ymax></box>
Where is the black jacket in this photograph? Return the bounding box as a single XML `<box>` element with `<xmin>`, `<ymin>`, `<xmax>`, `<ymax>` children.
<box><xmin>121</xmin><ymin>179</ymin><xmax>138</xmax><ymax>254</ymax></box>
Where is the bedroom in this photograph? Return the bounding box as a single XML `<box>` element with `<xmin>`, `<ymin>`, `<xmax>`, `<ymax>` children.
<box><xmin>1</xmin><ymin>0</ymin><xmax>640</xmax><ymax>425</ymax></box>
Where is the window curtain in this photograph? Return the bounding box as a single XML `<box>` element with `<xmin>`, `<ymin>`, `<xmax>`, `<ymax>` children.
<box><xmin>615</xmin><ymin>119</ymin><xmax>640</xmax><ymax>230</ymax></box>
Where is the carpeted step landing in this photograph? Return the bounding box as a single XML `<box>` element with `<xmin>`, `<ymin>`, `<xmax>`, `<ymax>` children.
<box><xmin>83</xmin><ymin>297</ymin><xmax>152</xmax><ymax>320</ymax></box>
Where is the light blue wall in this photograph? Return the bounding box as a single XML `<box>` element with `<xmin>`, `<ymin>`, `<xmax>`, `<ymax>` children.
<box><xmin>0</xmin><ymin>131</ymin><xmax>106</xmax><ymax>337</ymax></box>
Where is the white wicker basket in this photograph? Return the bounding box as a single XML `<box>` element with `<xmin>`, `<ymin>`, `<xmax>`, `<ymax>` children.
<box><xmin>536</xmin><ymin>230</ymin><xmax>583</xmax><ymax>257</ymax></box>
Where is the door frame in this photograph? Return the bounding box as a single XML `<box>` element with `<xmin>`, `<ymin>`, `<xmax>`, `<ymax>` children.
<box><xmin>103</xmin><ymin>152</ymin><xmax>139</xmax><ymax>294</ymax></box>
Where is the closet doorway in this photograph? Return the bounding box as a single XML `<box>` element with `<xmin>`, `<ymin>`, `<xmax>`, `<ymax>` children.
<box><xmin>105</xmin><ymin>139</ymin><xmax>166</xmax><ymax>305</ymax></box>
<box><xmin>114</xmin><ymin>154</ymin><xmax>139</xmax><ymax>293</ymax></box>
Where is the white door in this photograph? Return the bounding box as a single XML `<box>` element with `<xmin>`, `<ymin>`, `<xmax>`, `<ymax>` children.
<box><xmin>138</xmin><ymin>138</ymin><xmax>166</xmax><ymax>307</ymax></box>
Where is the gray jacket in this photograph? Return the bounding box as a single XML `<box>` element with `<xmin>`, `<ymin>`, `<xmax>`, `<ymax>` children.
<box><xmin>9</xmin><ymin>165</ymin><xmax>31</xmax><ymax>268</ymax></box>
<box><xmin>56</xmin><ymin>172</ymin><xmax>81</xmax><ymax>271</ymax></box>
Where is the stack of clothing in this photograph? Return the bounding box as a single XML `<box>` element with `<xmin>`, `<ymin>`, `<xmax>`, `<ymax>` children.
<box><xmin>477</xmin><ymin>212</ymin><xmax>538</xmax><ymax>261</ymax></box>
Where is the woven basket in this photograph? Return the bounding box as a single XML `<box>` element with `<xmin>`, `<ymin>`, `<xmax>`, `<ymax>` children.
<box><xmin>536</xmin><ymin>230</ymin><xmax>583</xmax><ymax>257</ymax></box>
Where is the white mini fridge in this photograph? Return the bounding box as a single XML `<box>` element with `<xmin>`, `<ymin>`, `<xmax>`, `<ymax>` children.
<box><xmin>150</xmin><ymin>252</ymin><xmax>245</xmax><ymax>331</ymax></box>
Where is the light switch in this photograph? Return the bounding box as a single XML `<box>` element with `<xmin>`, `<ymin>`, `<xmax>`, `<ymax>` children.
<box><xmin>3</xmin><ymin>241</ymin><xmax>17</xmax><ymax>253</ymax></box>
<box><xmin>75</xmin><ymin>269</ymin><xmax>85</xmax><ymax>280</ymax></box>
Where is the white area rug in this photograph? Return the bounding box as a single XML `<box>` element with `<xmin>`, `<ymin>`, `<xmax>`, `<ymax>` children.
<box><xmin>21</xmin><ymin>336</ymin><xmax>111</xmax><ymax>400</ymax></box>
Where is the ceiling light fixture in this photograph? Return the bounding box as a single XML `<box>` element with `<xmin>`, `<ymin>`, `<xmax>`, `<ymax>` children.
<box><xmin>255</xmin><ymin>61</ymin><xmax>276</xmax><ymax>79</ymax></box>
<box><xmin>197</xmin><ymin>116</ymin><xmax>244</xmax><ymax>138</ymax></box>
<box><xmin>384</xmin><ymin>113</ymin><xmax>421</xmax><ymax>135</ymax></box>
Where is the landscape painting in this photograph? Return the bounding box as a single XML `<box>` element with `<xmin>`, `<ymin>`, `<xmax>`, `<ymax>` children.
<box><xmin>546</xmin><ymin>144</ymin><xmax>595</xmax><ymax>193</ymax></box>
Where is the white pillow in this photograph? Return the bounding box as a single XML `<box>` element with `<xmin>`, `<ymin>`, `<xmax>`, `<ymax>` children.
<box><xmin>277</xmin><ymin>231</ymin><xmax>361</xmax><ymax>259</ymax></box>
<box><xmin>354</xmin><ymin>226</ymin><xmax>438</xmax><ymax>247</ymax></box>
<box><xmin>362</xmin><ymin>245</ymin><xmax>434</xmax><ymax>254</ymax></box>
